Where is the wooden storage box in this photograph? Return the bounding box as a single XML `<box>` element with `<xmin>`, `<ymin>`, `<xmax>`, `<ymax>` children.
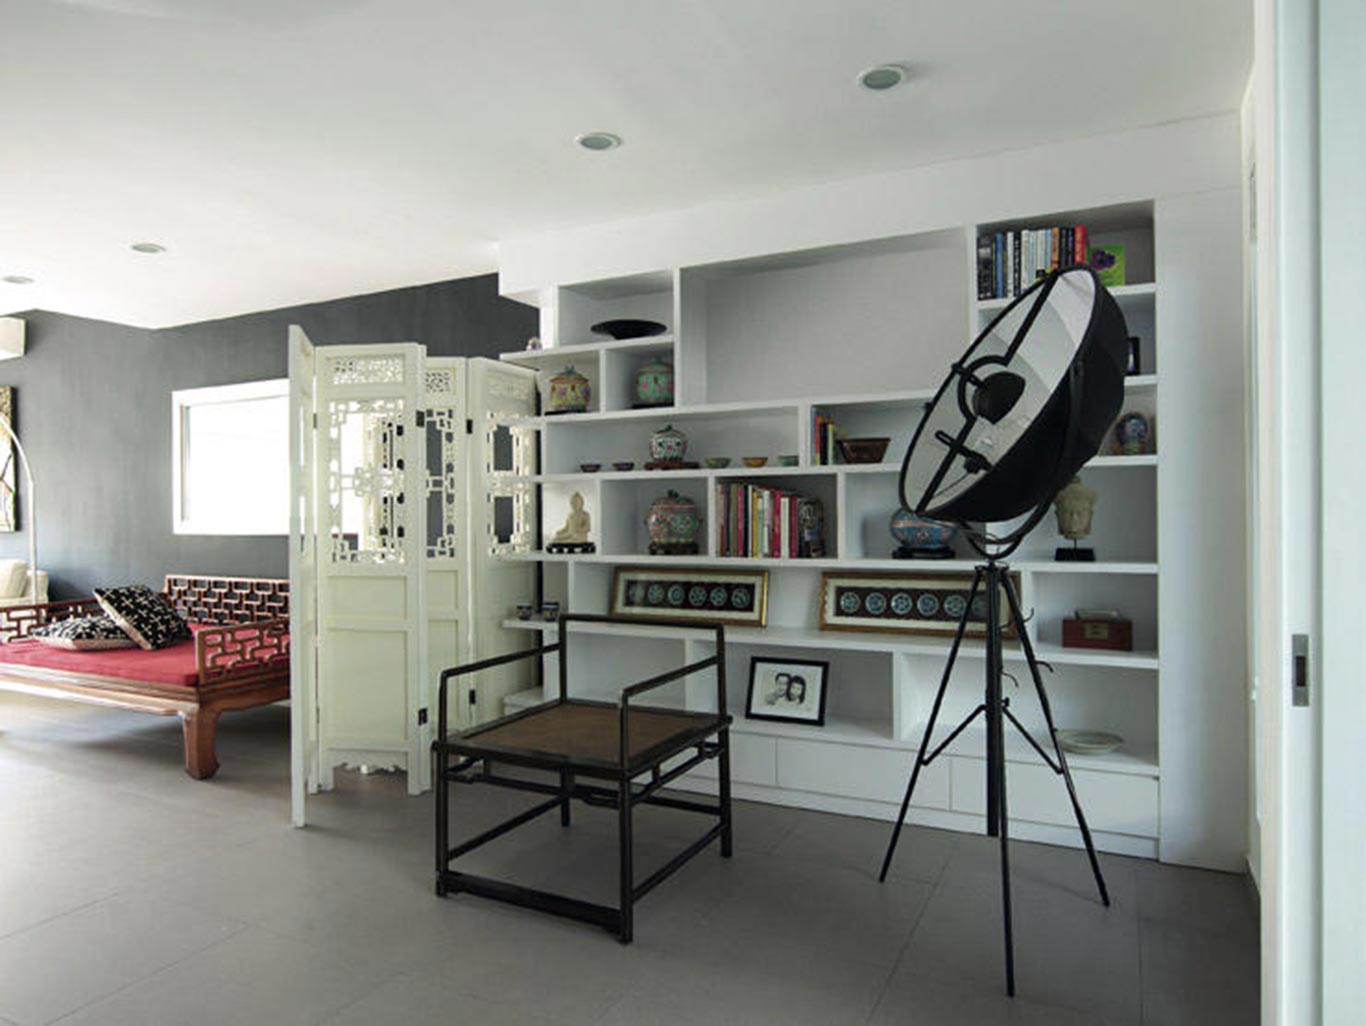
<box><xmin>1062</xmin><ymin>617</ymin><xmax>1134</xmax><ymax>651</ymax></box>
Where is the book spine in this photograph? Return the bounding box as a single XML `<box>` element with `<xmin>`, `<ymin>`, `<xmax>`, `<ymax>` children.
<box><xmin>1023</xmin><ymin>229</ymin><xmax>1034</xmax><ymax>288</ymax></box>
<box><xmin>1051</xmin><ymin>227</ymin><xmax>1061</xmax><ymax>271</ymax></box>
<box><xmin>1076</xmin><ymin>224</ymin><xmax>1088</xmax><ymax>267</ymax></box>
<box><xmin>994</xmin><ymin>233</ymin><xmax>1004</xmax><ymax>298</ymax></box>
<box><xmin>1011</xmin><ymin>231</ymin><xmax>1021</xmax><ymax>297</ymax></box>
<box><xmin>977</xmin><ymin>235</ymin><xmax>994</xmax><ymax>300</ymax></box>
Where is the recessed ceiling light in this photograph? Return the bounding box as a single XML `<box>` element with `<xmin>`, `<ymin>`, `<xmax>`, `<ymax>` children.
<box><xmin>1</xmin><ymin>275</ymin><xmax>34</xmax><ymax>285</ymax></box>
<box><xmin>131</xmin><ymin>241</ymin><xmax>167</xmax><ymax>253</ymax></box>
<box><xmin>575</xmin><ymin>132</ymin><xmax>622</xmax><ymax>152</ymax></box>
<box><xmin>858</xmin><ymin>63</ymin><xmax>909</xmax><ymax>91</ymax></box>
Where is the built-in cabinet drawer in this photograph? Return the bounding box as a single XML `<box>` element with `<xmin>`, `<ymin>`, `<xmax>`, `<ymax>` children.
<box><xmin>776</xmin><ymin>739</ymin><xmax>950</xmax><ymax>809</ymax></box>
<box><xmin>949</xmin><ymin>757</ymin><xmax>1159</xmax><ymax>838</ymax></box>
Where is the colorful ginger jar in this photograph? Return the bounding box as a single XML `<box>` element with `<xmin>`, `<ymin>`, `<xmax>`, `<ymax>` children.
<box><xmin>649</xmin><ymin>424</ymin><xmax>688</xmax><ymax>463</ymax></box>
<box><xmin>890</xmin><ymin>508</ymin><xmax>958</xmax><ymax>556</ymax></box>
<box><xmin>646</xmin><ymin>490</ymin><xmax>701</xmax><ymax>553</ymax></box>
<box><xmin>1113</xmin><ymin>411</ymin><xmax>1150</xmax><ymax>455</ymax></box>
<box><xmin>634</xmin><ymin>356</ymin><xmax>675</xmax><ymax>407</ymax></box>
<box><xmin>547</xmin><ymin>366</ymin><xmax>590</xmax><ymax>414</ymax></box>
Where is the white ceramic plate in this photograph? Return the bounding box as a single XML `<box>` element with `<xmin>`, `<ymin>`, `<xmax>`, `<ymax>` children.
<box><xmin>1057</xmin><ymin>729</ymin><xmax>1123</xmax><ymax>755</ymax></box>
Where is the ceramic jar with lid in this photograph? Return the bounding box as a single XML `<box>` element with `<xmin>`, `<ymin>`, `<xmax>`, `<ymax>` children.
<box><xmin>646</xmin><ymin>490</ymin><xmax>701</xmax><ymax>554</ymax></box>
<box><xmin>634</xmin><ymin>356</ymin><xmax>674</xmax><ymax>407</ymax></box>
<box><xmin>547</xmin><ymin>366</ymin><xmax>590</xmax><ymax>414</ymax></box>
<box><xmin>648</xmin><ymin>424</ymin><xmax>688</xmax><ymax>463</ymax></box>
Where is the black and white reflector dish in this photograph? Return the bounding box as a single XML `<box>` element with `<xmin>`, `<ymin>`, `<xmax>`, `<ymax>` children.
<box><xmin>900</xmin><ymin>266</ymin><xmax>1129</xmax><ymax>528</ymax></box>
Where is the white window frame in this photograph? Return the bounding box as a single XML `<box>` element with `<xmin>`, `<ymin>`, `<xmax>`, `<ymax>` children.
<box><xmin>172</xmin><ymin>378</ymin><xmax>289</xmax><ymax>536</ymax></box>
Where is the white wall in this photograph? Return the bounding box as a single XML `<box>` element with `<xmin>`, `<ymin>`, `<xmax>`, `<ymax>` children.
<box><xmin>498</xmin><ymin>114</ymin><xmax>1240</xmax><ymax>297</ymax></box>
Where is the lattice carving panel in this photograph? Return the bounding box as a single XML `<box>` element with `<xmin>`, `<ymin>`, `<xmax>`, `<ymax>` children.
<box><xmin>327</xmin><ymin>355</ymin><xmax>405</xmax><ymax>387</ymax></box>
<box><xmin>0</xmin><ymin>598</ymin><xmax>102</xmax><ymax>643</ymax></box>
<box><xmin>165</xmin><ymin>576</ymin><xmax>290</xmax><ymax>624</ymax></box>
<box><xmin>483</xmin><ymin>418</ymin><xmax>536</xmax><ymax>556</ymax></box>
<box><xmin>425</xmin><ymin>408</ymin><xmax>463</xmax><ymax>560</ymax></box>
<box><xmin>198</xmin><ymin>619</ymin><xmax>291</xmax><ymax>683</ymax></box>
<box><xmin>325</xmin><ymin>398</ymin><xmax>410</xmax><ymax>565</ymax></box>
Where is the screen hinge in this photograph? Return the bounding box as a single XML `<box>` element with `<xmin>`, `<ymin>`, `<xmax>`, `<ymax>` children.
<box><xmin>415</xmin><ymin>410</ymin><xmax>426</xmax><ymax>428</ymax></box>
<box><xmin>417</xmin><ymin>707</ymin><xmax>428</xmax><ymax>726</ymax></box>
<box><xmin>468</xmin><ymin>687</ymin><xmax>477</xmax><ymax>706</ymax></box>
<box><xmin>466</xmin><ymin>418</ymin><xmax>474</xmax><ymax>435</ymax></box>
<box><xmin>1292</xmin><ymin>634</ymin><xmax>1310</xmax><ymax>707</ymax></box>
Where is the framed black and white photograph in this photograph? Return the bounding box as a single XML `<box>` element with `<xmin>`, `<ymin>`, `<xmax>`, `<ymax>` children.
<box><xmin>745</xmin><ymin>656</ymin><xmax>829</xmax><ymax>726</ymax></box>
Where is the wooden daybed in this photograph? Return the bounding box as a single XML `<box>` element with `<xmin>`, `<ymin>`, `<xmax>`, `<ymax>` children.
<box><xmin>0</xmin><ymin>575</ymin><xmax>289</xmax><ymax>779</ymax></box>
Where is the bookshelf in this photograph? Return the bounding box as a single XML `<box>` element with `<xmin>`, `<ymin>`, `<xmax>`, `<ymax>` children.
<box><xmin>495</xmin><ymin>195</ymin><xmax>1244</xmax><ymax>869</ymax></box>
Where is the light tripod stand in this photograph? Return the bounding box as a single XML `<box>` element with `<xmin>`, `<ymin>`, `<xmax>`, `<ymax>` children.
<box><xmin>877</xmin><ymin>544</ymin><xmax>1111</xmax><ymax>997</ymax></box>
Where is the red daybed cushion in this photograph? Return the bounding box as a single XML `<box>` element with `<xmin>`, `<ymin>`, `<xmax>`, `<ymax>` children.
<box><xmin>0</xmin><ymin>624</ymin><xmax>286</xmax><ymax>687</ymax></box>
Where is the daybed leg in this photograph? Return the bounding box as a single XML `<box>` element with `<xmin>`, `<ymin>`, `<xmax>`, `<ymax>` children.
<box><xmin>180</xmin><ymin>707</ymin><xmax>222</xmax><ymax>780</ymax></box>
<box><xmin>559</xmin><ymin>768</ymin><xmax>572</xmax><ymax>827</ymax></box>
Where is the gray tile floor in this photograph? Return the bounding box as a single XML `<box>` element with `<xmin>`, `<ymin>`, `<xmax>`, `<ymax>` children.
<box><xmin>0</xmin><ymin>695</ymin><xmax>1259</xmax><ymax>1025</ymax></box>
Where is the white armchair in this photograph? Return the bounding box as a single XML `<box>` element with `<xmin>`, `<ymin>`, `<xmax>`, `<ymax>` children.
<box><xmin>0</xmin><ymin>560</ymin><xmax>48</xmax><ymax>608</ymax></box>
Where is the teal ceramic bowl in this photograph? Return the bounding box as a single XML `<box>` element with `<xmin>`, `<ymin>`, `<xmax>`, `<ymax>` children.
<box><xmin>703</xmin><ymin>457</ymin><xmax>732</xmax><ymax>469</ymax></box>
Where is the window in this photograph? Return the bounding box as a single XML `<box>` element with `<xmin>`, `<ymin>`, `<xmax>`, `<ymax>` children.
<box><xmin>172</xmin><ymin>379</ymin><xmax>289</xmax><ymax>535</ymax></box>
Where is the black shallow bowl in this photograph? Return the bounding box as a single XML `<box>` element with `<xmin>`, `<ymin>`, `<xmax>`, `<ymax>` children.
<box><xmin>591</xmin><ymin>319</ymin><xmax>668</xmax><ymax>340</ymax></box>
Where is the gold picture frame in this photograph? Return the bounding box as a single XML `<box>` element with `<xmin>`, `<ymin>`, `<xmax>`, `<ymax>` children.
<box><xmin>818</xmin><ymin>570</ymin><xmax>1018</xmax><ymax>638</ymax></box>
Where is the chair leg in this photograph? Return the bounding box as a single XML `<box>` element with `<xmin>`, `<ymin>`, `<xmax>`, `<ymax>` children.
<box><xmin>560</xmin><ymin>768</ymin><xmax>572</xmax><ymax>827</ymax></box>
<box><xmin>718</xmin><ymin>730</ymin><xmax>734</xmax><ymax>858</ymax></box>
<box><xmin>180</xmin><ymin>707</ymin><xmax>222</xmax><ymax>780</ymax></box>
<box><xmin>618</xmin><ymin>774</ymin><xmax>634</xmax><ymax>944</ymax></box>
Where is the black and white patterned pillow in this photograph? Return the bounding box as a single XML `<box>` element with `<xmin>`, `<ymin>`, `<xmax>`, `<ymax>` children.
<box><xmin>31</xmin><ymin>615</ymin><xmax>137</xmax><ymax>651</ymax></box>
<box><xmin>94</xmin><ymin>585</ymin><xmax>192</xmax><ymax>650</ymax></box>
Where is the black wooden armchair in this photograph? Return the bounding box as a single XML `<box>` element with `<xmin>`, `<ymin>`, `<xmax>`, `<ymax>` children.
<box><xmin>434</xmin><ymin>613</ymin><xmax>733</xmax><ymax>942</ymax></box>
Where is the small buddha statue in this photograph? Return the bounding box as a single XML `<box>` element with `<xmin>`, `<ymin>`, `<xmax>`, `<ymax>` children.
<box><xmin>549</xmin><ymin>491</ymin><xmax>595</xmax><ymax>552</ymax></box>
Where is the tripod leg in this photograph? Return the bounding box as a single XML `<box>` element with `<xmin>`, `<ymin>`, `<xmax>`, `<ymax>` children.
<box><xmin>879</xmin><ymin>568</ymin><xmax>984</xmax><ymax>883</ymax></box>
<box><xmin>984</xmin><ymin>564</ymin><xmax>1016</xmax><ymax>996</ymax></box>
<box><xmin>1002</xmin><ymin>574</ymin><xmax>1111</xmax><ymax>908</ymax></box>
<box><xmin>996</xmin><ymin>724</ymin><xmax>1016</xmax><ymax>997</ymax></box>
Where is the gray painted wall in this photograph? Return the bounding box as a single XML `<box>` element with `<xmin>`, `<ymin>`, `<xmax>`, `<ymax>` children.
<box><xmin>0</xmin><ymin>275</ymin><xmax>536</xmax><ymax>598</ymax></box>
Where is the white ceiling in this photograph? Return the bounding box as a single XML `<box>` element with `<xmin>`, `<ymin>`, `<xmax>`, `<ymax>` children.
<box><xmin>1</xmin><ymin>0</ymin><xmax>1251</xmax><ymax>328</ymax></box>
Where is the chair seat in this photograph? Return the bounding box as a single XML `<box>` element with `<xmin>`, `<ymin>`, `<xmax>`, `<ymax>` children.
<box><xmin>453</xmin><ymin>699</ymin><xmax>728</xmax><ymax>771</ymax></box>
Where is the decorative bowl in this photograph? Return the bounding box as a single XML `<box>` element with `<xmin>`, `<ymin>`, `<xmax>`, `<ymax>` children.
<box><xmin>516</xmin><ymin>603</ymin><xmax>535</xmax><ymax>621</ymax></box>
<box><xmin>836</xmin><ymin>437</ymin><xmax>891</xmax><ymax>464</ymax></box>
<box><xmin>778</xmin><ymin>454</ymin><xmax>799</xmax><ymax>467</ymax></box>
<box><xmin>540</xmin><ymin>601</ymin><xmax>561</xmax><ymax>622</ymax></box>
<box><xmin>613</xmin><ymin>461</ymin><xmax>635</xmax><ymax>472</ymax></box>
<box><xmin>1056</xmin><ymin>730</ymin><xmax>1123</xmax><ymax>755</ymax></box>
<box><xmin>703</xmin><ymin>457</ymin><xmax>732</xmax><ymax>469</ymax></box>
<box><xmin>890</xmin><ymin>508</ymin><xmax>958</xmax><ymax>551</ymax></box>
<box><xmin>579</xmin><ymin>463</ymin><xmax>602</xmax><ymax>473</ymax></box>
<box><xmin>591</xmin><ymin>319</ymin><xmax>668</xmax><ymax>340</ymax></box>
<box><xmin>742</xmin><ymin>456</ymin><xmax>768</xmax><ymax>468</ymax></box>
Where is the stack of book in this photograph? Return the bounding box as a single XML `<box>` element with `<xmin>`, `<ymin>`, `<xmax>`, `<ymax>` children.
<box><xmin>716</xmin><ymin>483</ymin><xmax>825</xmax><ymax>558</ymax></box>
<box><xmin>812</xmin><ymin>414</ymin><xmax>842</xmax><ymax>465</ymax></box>
<box><xmin>977</xmin><ymin>225</ymin><xmax>1089</xmax><ymax>300</ymax></box>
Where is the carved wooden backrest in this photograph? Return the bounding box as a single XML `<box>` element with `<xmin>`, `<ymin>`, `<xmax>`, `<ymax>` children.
<box><xmin>163</xmin><ymin>575</ymin><xmax>289</xmax><ymax>625</ymax></box>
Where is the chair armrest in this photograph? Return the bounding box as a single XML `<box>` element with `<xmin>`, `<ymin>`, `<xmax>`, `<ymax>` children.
<box><xmin>436</xmin><ymin>643</ymin><xmax>561</xmax><ymax>743</ymax></box>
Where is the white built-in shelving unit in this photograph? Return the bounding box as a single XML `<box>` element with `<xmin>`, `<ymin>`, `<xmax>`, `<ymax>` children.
<box><xmin>493</xmin><ymin>190</ymin><xmax>1245</xmax><ymax>870</ymax></box>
